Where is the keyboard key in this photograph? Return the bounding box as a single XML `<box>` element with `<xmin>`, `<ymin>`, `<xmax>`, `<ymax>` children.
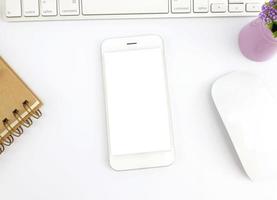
<box><xmin>246</xmin><ymin>3</ymin><xmax>261</xmax><ymax>12</ymax></box>
<box><xmin>193</xmin><ymin>0</ymin><xmax>209</xmax><ymax>13</ymax></box>
<box><xmin>59</xmin><ymin>0</ymin><xmax>80</xmax><ymax>16</ymax></box>
<box><xmin>82</xmin><ymin>0</ymin><xmax>168</xmax><ymax>15</ymax></box>
<box><xmin>5</xmin><ymin>0</ymin><xmax>22</xmax><ymax>17</ymax></box>
<box><xmin>229</xmin><ymin>4</ymin><xmax>244</xmax><ymax>12</ymax></box>
<box><xmin>211</xmin><ymin>3</ymin><xmax>227</xmax><ymax>13</ymax></box>
<box><xmin>172</xmin><ymin>0</ymin><xmax>191</xmax><ymax>13</ymax></box>
<box><xmin>41</xmin><ymin>0</ymin><xmax>57</xmax><ymax>16</ymax></box>
<box><xmin>23</xmin><ymin>0</ymin><xmax>39</xmax><ymax>16</ymax></box>
<box><xmin>229</xmin><ymin>0</ymin><xmax>243</xmax><ymax>3</ymax></box>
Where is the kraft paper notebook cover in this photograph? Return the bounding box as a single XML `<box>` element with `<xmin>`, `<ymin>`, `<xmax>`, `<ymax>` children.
<box><xmin>0</xmin><ymin>57</ymin><xmax>42</xmax><ymax>155</ymax></box>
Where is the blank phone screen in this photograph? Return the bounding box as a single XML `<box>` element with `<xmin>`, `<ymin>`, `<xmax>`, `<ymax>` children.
<box><xmin>103</xmin><ymin>48</ymin><xmax>172</xmax><ymax>156</ymax></box>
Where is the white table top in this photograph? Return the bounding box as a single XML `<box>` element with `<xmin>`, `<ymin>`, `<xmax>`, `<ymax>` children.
<box><xmin>0</xmin><ymin>17</ymin><xmax>277</xmax><ymax>200</ymax></box>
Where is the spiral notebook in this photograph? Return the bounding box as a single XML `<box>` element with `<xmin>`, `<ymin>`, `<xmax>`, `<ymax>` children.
<box><xmin>0</xmin><ymin>57</ymin><xmax>43</xmax><ymax>155</ymax></box>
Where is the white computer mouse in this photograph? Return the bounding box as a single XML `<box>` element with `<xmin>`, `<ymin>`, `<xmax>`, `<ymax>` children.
<box><xmin>212</xmin><ymin>71</ymin><xmax>277</xmax><ymax>180</ymax></box>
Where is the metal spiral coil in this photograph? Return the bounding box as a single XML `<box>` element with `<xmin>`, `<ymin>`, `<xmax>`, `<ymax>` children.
<box><xmin>23</xmin><ymin>100</ymin><xmax>42</xmax><ymax>119</ymax></box>
<box><xmin>13</xmin><ymin>109</ymin><xmax>33</xmax><ymax>128</ymax></box>
<box><xmin>0</xmin><ymin>100</ymin><xmax>42</xmax><ymax>155</ymax></box>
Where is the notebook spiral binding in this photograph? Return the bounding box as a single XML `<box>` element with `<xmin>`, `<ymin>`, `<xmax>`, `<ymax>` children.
<box><xmin>0</xmin><ymin>100</ymin><xmax>42</xmax><ymax>155</ymax></box>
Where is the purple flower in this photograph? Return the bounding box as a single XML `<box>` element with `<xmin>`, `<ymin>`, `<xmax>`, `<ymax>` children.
<box><xmin>265</xmin><ymin>17</ymin><xmax>272</xmax><ymax>23</ymax></box>
<box><xmin>262</xmin><ymin>4</ymin><xmax>270</xmax><ymax>11</ymax></box>
<box><xmin>269</xmin><ymin>0</ymin><xmax>277</xmax><ymax>5</ymax></box>
<box><xmin>259</xmin><ymin>0</ymin><xmax>277</xmax><ymax>38</ymax></box>
<box><xmin>259</xmin><ymin>0</ymin><xmax>277</xmax><ymax>24</ymax></box>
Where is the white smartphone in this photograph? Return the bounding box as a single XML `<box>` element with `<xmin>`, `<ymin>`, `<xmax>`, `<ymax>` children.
<box><xmin>101</xmin><ymin>35</ymin><xmax>175</xmax><ymax>171</ymax></box>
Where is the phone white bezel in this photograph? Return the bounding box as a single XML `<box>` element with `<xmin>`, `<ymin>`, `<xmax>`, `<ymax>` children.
<box><xmin>101</xmin><ymin>35</ymin><xmax>175</xmax><ymax>171</ymax></box>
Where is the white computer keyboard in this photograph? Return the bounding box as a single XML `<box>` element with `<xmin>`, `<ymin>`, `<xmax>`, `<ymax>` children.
<box><xmin>2</xmin><ymin>0</ymin><xmax>262</xmax><ymax>22</ymax></box>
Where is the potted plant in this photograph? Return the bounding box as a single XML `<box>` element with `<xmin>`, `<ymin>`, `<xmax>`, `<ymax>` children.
<box><xmin>239</xmin><ymin>0</ymin><xmax>277</xmax><ymax>62</ymax></box>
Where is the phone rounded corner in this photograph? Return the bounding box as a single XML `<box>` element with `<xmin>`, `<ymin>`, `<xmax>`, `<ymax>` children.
<box><xmin>166</xmin><ymin>158</ymin><xmax>175</xmax><ymax>168</ymax></box>
<box><xmin>109</xmin><ymin>157</ymin><xmax>123</xmax><ymax>171</ymax></box>
<box><xmin>101</xmin><ymin>38</ymin><xmax>112</xmax><ymax>52</ymax></box>
<box><xmin>166</xmin><ymin>151</ymin><xmax>176</xmax><ymax>166</ymax></box>
<box><xmin>150</xmin><ymin>34</ymin><xmax>164</xmax><ymax>44</ymax></box>
<box><xmin>155</xmin><ymin>34</ymin><xmax>164</xmax><ymax>41</ymax></box>
<box><xmin>211</xmin><ymin>80</ymin><xmax>218</xmax><ymax>100</ymax></box>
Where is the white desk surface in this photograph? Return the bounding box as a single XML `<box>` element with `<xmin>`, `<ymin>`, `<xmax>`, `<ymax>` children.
<box><xmin>1</xmin><ymin>17</ymin><xmax>277</xmax><ymax>200</ymax></box>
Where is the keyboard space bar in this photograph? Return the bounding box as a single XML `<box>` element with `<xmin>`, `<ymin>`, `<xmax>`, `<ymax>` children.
<box><xmin>82</xmin><ymin>0</ymin><xmax>169</xmax><ymax>15</ymax></box>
